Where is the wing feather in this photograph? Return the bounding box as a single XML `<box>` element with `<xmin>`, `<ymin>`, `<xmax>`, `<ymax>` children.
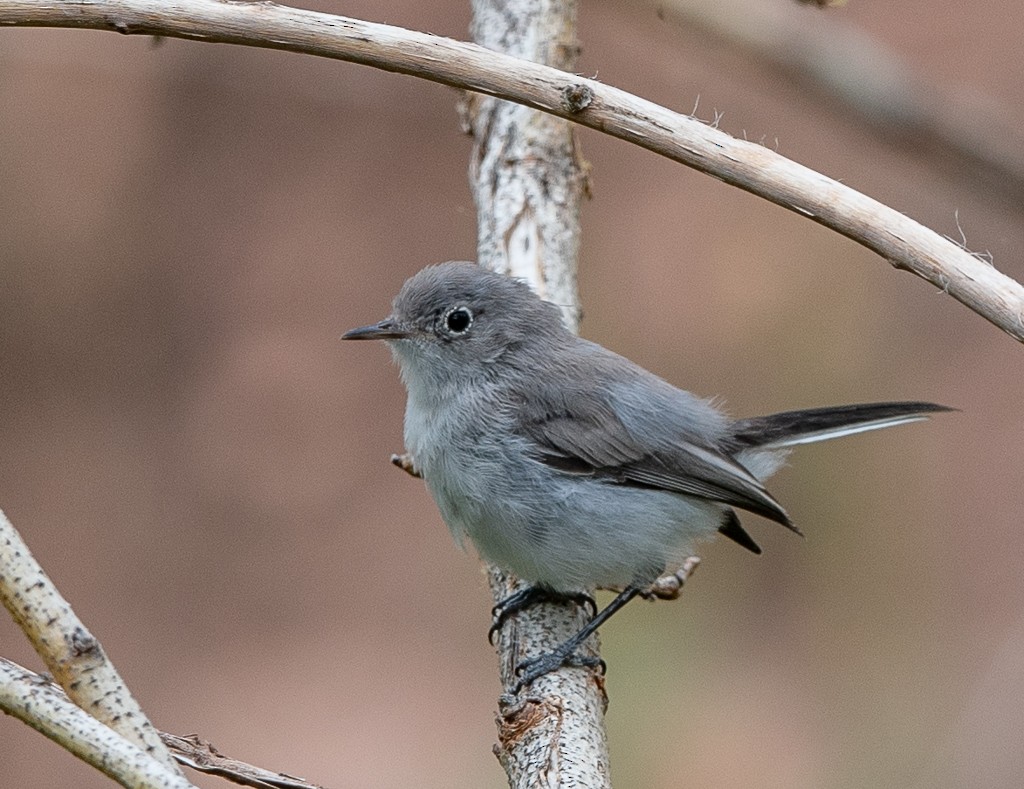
<box><xmin>516</xmin><ymin>388</ymin><xmax>795</xmax><ymax>530</ymax></box>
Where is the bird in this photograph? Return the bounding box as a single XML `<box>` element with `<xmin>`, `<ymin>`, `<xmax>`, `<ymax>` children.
<box><xmin>343</xmin><ymin>261</ymin><xmax>950</xmax><ymax>691</ymax></box>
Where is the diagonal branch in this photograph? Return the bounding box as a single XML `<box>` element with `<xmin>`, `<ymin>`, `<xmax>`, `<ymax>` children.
<box><xmin>158</xmin><ymin>733</ymin><xmax>323</xmax><ymax>789</ymax></box>
<box><xmin>0</xmin><ymin>658</ymin><xmax>194</xmax><ymax>789</ymax></box>
<box><xmin>0</xmin><ymin>658</ymin><xmax>325</xmax><ymax>789</ymax></box>
<box><xmin>0</xmin><ymin>509</ymin><xmax>186</xmax><ymax>779</ymax></box>
<box><xmin>1</xmin><ymin>0</ymin><xmax>1021</xmax><ymax>342</ymax></box>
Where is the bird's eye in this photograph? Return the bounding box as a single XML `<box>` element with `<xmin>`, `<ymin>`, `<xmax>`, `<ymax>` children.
<box><xmin>443</xmin><ymin>307</ymin><xmax>473</xmax><ymax>334</ymax></box>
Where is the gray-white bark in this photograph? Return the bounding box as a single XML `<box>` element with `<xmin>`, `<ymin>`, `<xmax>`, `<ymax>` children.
<box><xmin>0</xmin><ymin>510</ymin><xmax>190</xmax><ymax>784</ymax></box>
<box><xmin>0</xmin><ymin>658</ymin><xmax>195</xmax><ymax>789</ymax></box>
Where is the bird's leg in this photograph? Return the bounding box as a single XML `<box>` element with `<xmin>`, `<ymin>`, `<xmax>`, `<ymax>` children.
<box><xmin>489</xmin><ymin>586</ymin><xmax>597</xmax><ymax>644</ymax></box>
<box><xmin>599</xmin><ymin>557</ymin><xmax>702</xmax><ymax>600</ymax></box>
<box><xmin>513</xmin><ymin>585</ymin><xmax>643</xmax><ymax>694</ymax></box>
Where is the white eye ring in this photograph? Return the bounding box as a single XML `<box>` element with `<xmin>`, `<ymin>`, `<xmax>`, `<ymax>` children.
<box><xmin>443</xmin><ymin>306</ymin><xmax>474</xmax><ymax>335</ymax></box>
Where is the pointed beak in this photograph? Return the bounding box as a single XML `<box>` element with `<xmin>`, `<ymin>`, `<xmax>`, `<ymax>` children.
<box><xmin>341</xmin><ymin>317</ymin><xmax>411</xmax><ymax>341</ymax></box>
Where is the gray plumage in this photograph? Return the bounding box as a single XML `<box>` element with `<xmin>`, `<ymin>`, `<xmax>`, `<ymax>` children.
<box><xmin>344</xmin><ymin>261</ymin><xmax>950</xmax><ymax>594</ymax></box>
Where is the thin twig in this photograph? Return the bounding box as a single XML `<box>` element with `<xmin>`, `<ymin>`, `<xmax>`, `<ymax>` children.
<box><xmin>638</xmin><ymin>557</ymin><xmax>702</xmax><ymax>601</ymax></box>
<box><xmin>0</xmin><ymin>0</ymin><xmax>1021</xmax><ymax>341</ymax></box>
<box><xmin>161</xmin><ymin>733</ymin><xmax>324</xmax><ymax>789</ymax></box>
<box><xmin>0</xmin><ymin>658</ymin><xmax>324</xmax><ymax>789</ymax></box>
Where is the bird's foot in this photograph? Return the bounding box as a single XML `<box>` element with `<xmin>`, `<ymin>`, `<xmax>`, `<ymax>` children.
<box><xmin>513</xmin><ymin>644</ymin><xmax>605</xmax><ymax>694</ymax></box>
<box><xmin>489</xmin><ymin>587</ymin><xmax>596</xmax><ymax>644</ymax></box>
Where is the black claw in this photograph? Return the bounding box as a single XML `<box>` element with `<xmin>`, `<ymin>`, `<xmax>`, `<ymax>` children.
<box><xmin>576</xmin><ymin>592</ymin><xmax>599</xmax><ymax>618</ymax></box>
<box><xmin>488</xmin><ymin>587</ymin><xmax>597</xmax><ymax>644</ymax></box>
<box><xmin>513</xmin><ymin>648</ymin><xmax>603</xmax><ymax>693</ymax></box>
<box><xmin>505</xmin><ymin>584</ymin><xmax>646</xmax><ymax>693</ymax></box>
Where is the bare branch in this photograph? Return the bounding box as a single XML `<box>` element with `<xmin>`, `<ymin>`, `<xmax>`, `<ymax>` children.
<box><xmin>161</xmin><ymin>733</ymin><xmax>324</xmax><ymax>789</ymax></box>
<box><xmin>0</xmin><ymin>0</ymin><xmax>1021</xmax><ymax>341</ymax></box>
<box><xmin>0</xmin><ymin>508</ymin><xmax>186</xmax><ymax>777</ymax></box>
<box><xmin>634</xmin><ymin>557</ymin><xmax>702</xmax><ymax>601</ymax></box>
<box><xmin>0</xmin><ymin>658</ymin><xmax>195</xmax><ymax>789</ymax></box>
<box><xmin>0</xmin><ymin>658</ymin><xmax>323</xmax><ymax>789</ymax></box>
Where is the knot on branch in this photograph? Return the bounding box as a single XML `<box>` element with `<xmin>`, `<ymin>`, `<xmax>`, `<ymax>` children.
<box><xmin>495</xmin><ymin>695</ymin><xmax>561</xmax><ymax>750</ymax></box>
<box><xmin>68</xmin><ymin>627</ymin><xmax>100</xmax><ymax>658</ymax></box>
<box><xmin>106</xmin><ymin>17</ymin><xmax>132</xmax><ymax>35</ymax></box>
<box><xmin>561</xmin><ymin>83</ymin><xmax>594</xmax><ymax>114</ymax></box>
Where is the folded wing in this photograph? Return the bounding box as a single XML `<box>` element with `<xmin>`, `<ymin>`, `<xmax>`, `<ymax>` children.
<box><xmin>515</xmin><ymin>388</ymin><xmax>796</xmax><ymax>553</ymax></box>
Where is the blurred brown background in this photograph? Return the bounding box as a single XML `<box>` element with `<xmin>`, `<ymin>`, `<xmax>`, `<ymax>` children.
<box><xmin>2</xmin><ymin>1</ymin><xmax>1023</xmax><ymax>787</ymax></box>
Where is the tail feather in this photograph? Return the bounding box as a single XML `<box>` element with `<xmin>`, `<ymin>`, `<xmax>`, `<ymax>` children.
<box><xmin>730</xmin><ymin>402</ymin><xmax>954</xmax><ymax>450</ymax></box>
<box><xmin>718</xmin><ymin>510</ymin><xmax>764</xmax><ymax>554</ymax></box>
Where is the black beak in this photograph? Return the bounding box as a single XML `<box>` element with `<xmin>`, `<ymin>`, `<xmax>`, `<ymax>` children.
<box><xmin>341</xmin><ymin>318</ymin><xmax>410</xmax><ymax>341</ymax></box>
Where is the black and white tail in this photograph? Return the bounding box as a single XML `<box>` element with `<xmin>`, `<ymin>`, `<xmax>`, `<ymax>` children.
<box><xmin>729</xmin><ymin>401</ymin><xmax>954</xmax><ymax>450</ymax></box>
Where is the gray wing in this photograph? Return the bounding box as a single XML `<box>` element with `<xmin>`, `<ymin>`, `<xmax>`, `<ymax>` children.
<box><xmin>515</xmin><ymin>386</ymin><xmax>795</xmax><ymax>531</ymax></box>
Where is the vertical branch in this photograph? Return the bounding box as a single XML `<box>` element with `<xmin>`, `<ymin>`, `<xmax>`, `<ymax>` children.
<box><xmin>468</xmin><ymin>0</ymin><xmax>586</xmax><ymax>330</ymax></box>
<box><xmin>465</xmin><ymin>2</ymin><xmax>611</xmax><ymax>787</ymax></box>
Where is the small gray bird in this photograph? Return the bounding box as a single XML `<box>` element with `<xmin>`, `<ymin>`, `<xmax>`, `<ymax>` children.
<box><xmin>343</xmin><ymin>261</ymin><xmax>949</xmax><ymax>690</ymax></box>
